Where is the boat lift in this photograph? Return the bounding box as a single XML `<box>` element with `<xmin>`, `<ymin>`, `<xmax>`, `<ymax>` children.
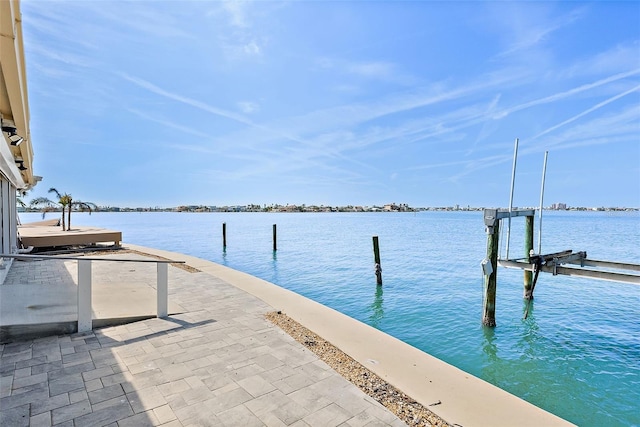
<box><xmin>481</xmin><ymin>140</ymin><xmax>640</xmax><ymax>327</ymax></box>
<box><xmin>499</xmin><ymin>249</ymin><xmax>640</xmax><ymax>286</ymax></box>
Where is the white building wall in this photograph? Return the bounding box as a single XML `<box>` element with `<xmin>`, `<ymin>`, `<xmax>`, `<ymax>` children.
<box><xmin>1</xmin><ymin>0</ymin><xmax>35</xmax><ymax>278</ymax></box>
<box><xmin>9</xmin><ymin>183</ymin><xmax>17</xmax><ymax>252</ymax></box>
<box><xmin>0</xmin><ymin>175</ymin><xmax>16</xmax><ymax>279</ymax></box>
<box><xmin>1</xmin><ymin>176</ymin><xmax>11</xmax><ymax>255</ymax></box>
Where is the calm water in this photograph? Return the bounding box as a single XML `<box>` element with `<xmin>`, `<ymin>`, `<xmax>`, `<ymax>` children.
<box><xmin>20</xmin><ymin>210</ymin><xmax>640</xmax><ymax>426</ymax></box>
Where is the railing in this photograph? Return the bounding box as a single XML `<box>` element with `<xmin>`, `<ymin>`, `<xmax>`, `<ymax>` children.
<box><xmin>0</xmin><ymin>253</ymin><xmax>184</xmax><ymax>332</ymax></box>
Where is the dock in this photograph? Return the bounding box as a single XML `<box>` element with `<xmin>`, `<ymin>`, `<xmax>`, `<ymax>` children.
<box><xmin>18</xmin><ymin>225</ymin><xmax>122</xmax><ymax>248</ymax></box>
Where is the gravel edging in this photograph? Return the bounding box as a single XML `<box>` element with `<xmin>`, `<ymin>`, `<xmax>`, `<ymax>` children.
<box><xmin>266</xmin><ymin>311</ymin><xmax>451</xmax><ymax>427</ymax></box>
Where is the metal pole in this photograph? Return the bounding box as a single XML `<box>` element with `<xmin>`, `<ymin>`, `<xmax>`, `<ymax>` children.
<box><xmin>505</xmin><ymin>138</ymin><xmax>519</xmax><ymax>260</ymax></box>
<box><xmin>538</xmin><ymin>151</ymin><xmax>548</xmax><ymax>255</ymax></box>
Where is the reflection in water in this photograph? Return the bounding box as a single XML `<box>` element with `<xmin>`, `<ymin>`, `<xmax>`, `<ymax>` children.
<box><xmin>271</xmin><ymin>251</ymin><xmax>278</xmax><ymax>283</ymax></box>
<box><xmin>368</xmin><ymin>285</ymin><xmax>384</xmax><ymax>327</ymax></box>
<box><xmin>481</xmin><ymin>323</ymin><xmax>503</xmax><ymax>385</ymax></box>
<box><xmin>221</xmin><ymin>247</ymin><xmax>227</xmax><ymax>265</ymax></box>
<box><xmin>519</xmin><ymin>299</ymin><xmax>540</xmax><ymax>359</ymax></box>
<box><xmin>481</xmin><ymin>299</ymin><xmax>541</xmax><ymax>386</ymax></box>
<box><xmin>482</xmin><ymin>326</ymin><xmax>498</xmax><ymax>363</ymax></box>
<box><xmin>523</xmin><ymin>295</ymin><xmax>536</xmax><ymax>321</ymax></box>
<box><xmin>523</xmin><ymin>297</ymin><xmax>535</xmax><ymax>321</ymax></box>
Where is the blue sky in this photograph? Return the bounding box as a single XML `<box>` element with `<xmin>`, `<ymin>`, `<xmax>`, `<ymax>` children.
<box><xmin>21</xmin><ymin>1</ymin><xmax>640</xmax><ymax>208</ymax></box>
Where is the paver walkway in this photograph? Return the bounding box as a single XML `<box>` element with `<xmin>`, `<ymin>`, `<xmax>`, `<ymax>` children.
<box><xmin>0</xmin><ymin>255</ymin><xmax>406</xmax><ymax>426</ymax></box>
<box><xmin>1</xmin><ymin>256</ymin><xmax>185</xmax><ymax>329</ymax></box>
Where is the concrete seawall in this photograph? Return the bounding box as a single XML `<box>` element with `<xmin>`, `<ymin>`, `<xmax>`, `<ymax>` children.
<box><xmin>126</xmin><ymin>243</ymin><xmax>574</xmax><ymax>427</ymax></box>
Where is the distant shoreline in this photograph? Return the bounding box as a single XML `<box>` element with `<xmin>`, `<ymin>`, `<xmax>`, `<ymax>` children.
<box><xmin>19</xmin><ymin>206</ymin><xmax>640</xmax><ymax>214</ymax></box>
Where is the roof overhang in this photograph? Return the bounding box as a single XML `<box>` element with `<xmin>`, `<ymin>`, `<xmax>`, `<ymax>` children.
<box><xmin>0</xmin><ymin>0</ymin><xmax>35</xmax><ymax>190</ymax></box>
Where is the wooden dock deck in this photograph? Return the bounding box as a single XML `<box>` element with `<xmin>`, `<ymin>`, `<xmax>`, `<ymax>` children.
<box><xmin>18</xmin><ymin>225</ymin><xmax>122</xmax><ymax>248</ymax></box>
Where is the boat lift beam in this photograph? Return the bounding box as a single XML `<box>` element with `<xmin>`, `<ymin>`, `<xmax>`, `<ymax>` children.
<box><xmin>499</xmin><ymin>254</ymin><xmax>640</xmax><ymax>286</ymax></box>
<box><xmin>484</xmin><ymin>208</ymin><xmax>536</xmax><ymax>232</ymax></box>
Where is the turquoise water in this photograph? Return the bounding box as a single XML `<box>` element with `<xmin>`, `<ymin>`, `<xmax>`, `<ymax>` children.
<box><xmin>20</xmin><ymin>211</ymin><xmax>640</xmax><ymax>426</ymax></box>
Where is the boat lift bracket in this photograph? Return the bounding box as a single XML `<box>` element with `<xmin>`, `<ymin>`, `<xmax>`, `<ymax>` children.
<box><xmin>499</xmin><ymin>250</ymin><xmax>640</xmax><ymax>285</ymax></box>
<box><xmin>484</xmin><ymin>208</ymin><xmax>536</xmax><ymax>235</ymax></box>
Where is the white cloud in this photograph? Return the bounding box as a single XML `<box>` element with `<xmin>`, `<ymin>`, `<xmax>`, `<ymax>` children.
<box><xmin>445</xmin><ymin>103</ymin><xmax>640</xmax><ymax>182</ymax></box>
<box><xmin>496</xmin><ymin>5</ymin><xmax>587</xmax><ymax>57</ymax></box>
<box><xmin>117</xmin><ymin>73</ymin><xmax>354</xmax><ymax>166</ymax></box>
<box><xmin>222</xmin><ymin>0</ymin><xmax>251</xmax><ymax>28</ymax></box>
<box><xmin>205</xmin><ymin>1</ymin><xmax>268</xmax><ymax>59</ymax></box>
<box><xmin>26</xmin><ymin>43</ymin><xmax>95</xmax><ymax>69</ymax></box>
<box><xmin>347</xmin><ymin>61</ymin><xmax>395</xmax><ymax>79</ymax></box>
<box><xmin>188</xmin><ymin>70</ymin><xmax>518</xmax><ymax>172</ymax></box>
<box><xmin>534</xmin><ymin>104</ymin><xmax>640</xmax><ymax>151</ymax></box>
<box><xmin>243</xmin><ymin>40</ymin><xmax>262</xmax><ymax>56</ymax></box>
<box><xmin>119</xmin><ymin>73</ymin><xmax>257</xmax><ymax>127</ymax></box>
<box><xmin>237</xmin><ymin>101</ymin><xmax>260</xmax><ymax>114</ymax></box>
<box><xmin>87</xmin><ymin>2</ymin><xmax>194</xmax><ymax>40</ymax></box>
<box><xmin>532</xmin><ymin>84</ymin><xmax>640</xmax><ymax>140</ymax></box>
<box><xmin>562</xmin><ymin>42</ymin><xmax>640</xmax><ymax>78</ymax></box>
<box><xmin>315</xmin><ymin>57</ymin><xmax>413</xmax><ymax>85</ymax></box>
<box><xmin>492</xmin><ymin>68</ymin><xmax>640</xmax><ymax>119</ymax></box>
<box><xmin>219</xmin><ymin>36</ymin><xmax>266</xmax><ymax>59</ymax></box>
<box><xmin>126</xmin><ymin>108</ymin><xmax>212</xmax><ymax>140</ymax></box>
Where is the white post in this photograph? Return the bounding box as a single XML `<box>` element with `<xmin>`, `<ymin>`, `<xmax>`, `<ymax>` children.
<box><xmin>538</xmin><ymin>151</ymin><xmax>549</xmax><ymax>255</ymax></box>
<box><xmin>77</xmin><ymin>259</ymin><xmax>92</xmax><ymax>332</ymax></box>
<box><xmin>157</xmin><ymin>263</ymin><xmax>168</xmax><ymax>318</ymax></box>
<box><xmin>505</xmin><ymin>138</ymin><xmax>519</xmax><ymax>260</ymax></box>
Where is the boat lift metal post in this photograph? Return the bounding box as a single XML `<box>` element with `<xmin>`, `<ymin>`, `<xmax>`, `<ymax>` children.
<box><xmin>505</xmin><ymin>138</ymin><xmax>519</xmax><ymax>261</ymax></box>
<box><xmin>537</xmin><ymin>151</ymin><xmax>548</xmax><ymax>255</ymax></box>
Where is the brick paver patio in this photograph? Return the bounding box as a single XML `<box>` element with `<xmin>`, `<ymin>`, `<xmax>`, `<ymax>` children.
<box><xmin>0</xmin><ymin>255</ymin><xmax>405</xmax><ymax>426</ymax></box>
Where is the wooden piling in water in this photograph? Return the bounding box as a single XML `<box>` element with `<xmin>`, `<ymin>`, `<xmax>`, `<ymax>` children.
<box><xmin>483</xmin><ymin>208</ymin><xmax>537</xmax><ymax>326</ymax></box>
<box><xmin>273</xmin><ymin>224</ymin><xmax>277</xmax><ymax>252</ymax></box>
<box><xmin>482</xmin><ymin>221</ymin><xmax>499</xmax><ymax>327</ymax></box>
<box><xmin>222</xmin><ymin>222</ymin><xmax>227</xmax><ymax>248</ymax></box>
<box><xmin>524</xmin><ymin>215</ymin><xmax>534</xmax><ymax>299</ymax></box>
<box><xmin>373</xmin><ymin>236</ymin><xmax>382</xmax><ymax>285</ymax></box>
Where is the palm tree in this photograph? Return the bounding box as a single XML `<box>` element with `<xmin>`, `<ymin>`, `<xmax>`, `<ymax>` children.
<box><xmin>66</xmin><ymin>197</ymin><xmax>97</xmax><ymax>231</ymax></box>
<box><xmin>31</xmin><ymin>193</ymin><xmax>66</xmax><ymax>229</ymax></box>
<box><xmin>16</xmin><ymin>191</ymin><xmax>28</xmax><ymax>226</ymax></box>
<box><xmin>17</xmin><ymin>195</ymin><xmax>26</xmax><ymax>209</ymax></box>
<box><xmin>31</xmin><ymin>188</ymin><xmax>97</xmax><ymax>231</ymax></box>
